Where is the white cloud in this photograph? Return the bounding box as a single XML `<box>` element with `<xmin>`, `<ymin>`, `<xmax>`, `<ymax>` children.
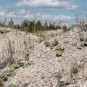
<box><xmin>16</xmin><ymin>0</ymin><xmax>77</xmax><ymax>10</ymax></box>
<box><xmin>0</xmin><ymin>11</ymin><xmax>4</xmax><ymax>16</ymax></box>
<box><xmin>54</xmin><ymin>15</ymin><xmax>72</xmax><ymax>21</ymax></box>
<box><xmin>19</xmin><ymin>9</ymin><xmax>30</xmax><ymax>14</ymax></box>
<box><xmin>6</xmin><ymin>12</ymin><xmax>16</xmax><ymax>18</ymax></box>
<box><xmin>23</xmin><ymin>14</ymin><xmax>34</xmax><ymax>19</ymax></box>
<box><xmin>0</xmin><ymin>9</ymin><xmax>73</xmax><ymax>25</ymax></box>
<box><xmin>0</xmin><ymin>11</ymin><xmax>18</xmax><ymax>18</ymax></box>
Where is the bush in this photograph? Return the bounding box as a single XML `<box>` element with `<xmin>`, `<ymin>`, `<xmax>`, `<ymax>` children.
<box><xmin>76</xmin><ymin>44</ymin><xmax>82</xmax><ymax>49</ymax></box>
<box><xmin>28</xmin><ymin>60</ymin><xmax>34</xmax><ymax>65</ymax></box>
<box><xmin>9</xmin><ymin>83</ymin><xmax>16</xmax><ymax>87</ymax></box>
<box><xmin>80</xmin><ymin>35</ymin><xmax>87</xmax><ymax>41</ymax></box>
<box><xmin>56</xmin><ymin>50</ymin><xmax>63</xmax><ymax>57</ymax></box>
<box><xmin>70</xmin><ymin>66</ymin><xmax>79</xmax><ymax>74</ymax></box>
<box><xmin>10</xmin><ymin>63</ymin><xmax>21</xmax><ymax>71</ymax></box>
<box><xmin>81</xmin><ymin>42</ymin><xmax>87</xmax><ymax>47</ymax></box>
<box><xmin>56</xmin><ymin>46</ymin><xmax>64</xmax><ymax>51</ymax></box>
<box><xmin>55</xmin><ymin>45</ymin><xmax>64</xmax><ymax>57</ymax></box>
<box><xmin>17</xmin><ymin>60</ymin><xmax>25</xmax><ymax>67</ymax></box>
<box><xmin>64</xmin><ymin>41</ymin><xmax>69</xmax><ymax>44</ymax></box>
<box><xmin>3</xmin><ymin>70</ymin><xmax>16</xmax><ymax>77</ymax></box>
<box><xmin>23</xmin><ymin>60</ymin><xmax>34</xmax><ymax>68</ymax></box>
<box><xmin>59</xmin><ymin>81</ymin><xmax>65</xmax><ymax>86</ymax></box>
<box><xmin>62</xmin><ymin>25</ymin><xmax>68</xmax><ymax>32</ymax></box>
<box><xmin>44</xmin><ymin>40</ymin><xmax>53</xmax><ymax>49</ymax></box>
<box><xmin>0</xmin><ymin>79</ymin><xmax>4</xmax><ymax>87</ymax></box>
<box><xmin>0</xmin><ymin>74</ymin><xmax>8</xmax><ymax>82</ymax></box>
<box><xmin>6</xmin><ymin>71</ymin><xmax>16</xmax><ymax>77</ymax></box>
<box><xmin>59</xmin><ymin>80</ymin><xmax>71</xmax><ymax>86</ymax></box>
<box><xmin>44</xmin><ymin>40</ymin><xmax>49</xmax><ymax>47</ymax></box>
<box><xmin>52</xmin><ymin>39</ymin><xmax>58</xmax><ymax>46</ymax></box>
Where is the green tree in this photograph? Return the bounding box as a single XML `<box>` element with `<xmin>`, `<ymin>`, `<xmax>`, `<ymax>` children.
<box><xmin>43</xmin><ymin>21</ymin><xmax>48</xmax><ymax>30</ymax></box>
<box><xmin>9</xmin><ymin>18</ymin><xmax>14</xmax><ymax>29</ymax></box>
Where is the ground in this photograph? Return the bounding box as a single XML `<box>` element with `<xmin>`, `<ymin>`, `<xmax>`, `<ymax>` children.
<box><xmin>0</xmin><ymin>27</ymin><xmax>87</xmax><ymax>87</ymax></box>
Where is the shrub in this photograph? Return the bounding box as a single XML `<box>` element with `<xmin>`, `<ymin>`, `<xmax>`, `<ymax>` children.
<box><xmin>64</xmin><ymin>41</ymin><xmax>69</xmax><ymax>44</ymax></box>
<box><xmin>80</xmin><ymin>35</ymin><xmax>87</xmax><ymax>41</ymax></box>
<box><xmin>44</xmin><ymin>40</ymin><xmax>53</xmax><ymax>49</ymax></box>
<box><xmin>10</xmin><ymin>63</ymin><xmax>21</xmax><ymax>71</ymax></box>
<box><xmin>3</xmin><ymin>70</ymin><xmax>16</xmax><ymax>77</ymax></box>
<box><xmin>9</xmin><ymin>83</ymin><xmax>16</xmax><ymax>87</ymax></box>
<box><xmin>70</xmin><ymin>66</ymin><xmax>79</xmax><ymax>74</ymax></box>
<box><xmin>59</xmin><ymin>80</ymin><xmax>71</xmax><ymax>86</ymax></box>
<box><xmin>23</xmin><ymin>60</ymin><xmax>34</xmax><ymax>68</ymax></box>
<box><xmin>44</xmin><ymin>40</ymin><xmax>50</xmax><ymax>47</ymax></box>
<box><xmin>59</xmin><ymin>81</ymin><xmax>65</xmax><ymax>86</ymax></box>
<box><xmin>52</xmin><ymin>39</ymin><xmax>58</xmax><ymax>46</ymax></box>
<box><xmin>56</xmin><ymin>46</ymin><xmax>61</xmax><ymax>50</ymax></box>
<box><xmin>55</xmin><ymin>45</ymin><xmax>64</xmax><ymax>57</ymax></box>
<box><xmin>17</xmin><ymin>60</ymin><xmax>25</xmax><ymax>67</ymax></box>
<box><xmin>0</xmin><ymin>79</ymin><xmax>4</xmax><ymax>87</ymax></box>
<box><xmin>48</xmin><ymin>43</ymin><xmax>53</xmax><ymax>49</ymax></box>
<box><xmin>0</xmin><ymin>74</ymin><xmax>8</xmax><ymax>82</ymax></box>
<box><xmin>62</xmin><ymin>25</ymin><xmax>68</xmax><ymax>32</ymax></box>
<box><xmin>28</xmin><ymin>60</ymin><xmax>34</xmax><ymax>65</ymax></box>
<box><xmin>76</xmin><ymin>44</ymin><xmax>82</xmax><ymax>49</ymax></box>
<box><xmin>81</xmin><ymin>42</ymin><xmax>87</xmax><ymax>47</ymax></box>
<box><xmin>56</xmin><ymin>50</ymin><xmax>63</xmax><ymax>57</ymax></box>
<box><xmin>6</xmin><ymin>71</ymin><xmax>16</xmax><ymax>77</ymax></box>
<box><xmin>56</xmin><ymin>46</ymin><xmax>64</xmax><ymax>51</ymax></box>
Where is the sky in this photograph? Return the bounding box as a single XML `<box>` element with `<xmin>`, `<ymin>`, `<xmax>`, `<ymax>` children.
<box><xmin>0</xmin><ymin>0</ymin><xmax>87</xmax><ymax>25</ymax></box>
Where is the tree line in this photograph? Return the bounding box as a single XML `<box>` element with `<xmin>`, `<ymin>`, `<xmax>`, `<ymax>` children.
<box><xmin>0</xmin><ymin>18</ymin><xmax>68</xmax><ymax>33</ymax></box>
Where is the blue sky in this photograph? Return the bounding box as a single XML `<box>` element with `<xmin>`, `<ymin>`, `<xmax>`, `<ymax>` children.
<box><xmin>0</xmin><ymin>0</ymin><xmax>87</xmax><ymax>25</ymax></box>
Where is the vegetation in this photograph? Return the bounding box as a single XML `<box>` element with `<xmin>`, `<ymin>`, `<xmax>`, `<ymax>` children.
<box><xmin>55</xmin><ymin>45</ymin><xmax>64</xmax><ymax>57</ymax></box>
<box><xmin>80</xmin><ymin>35</ymin><xmax>87</xmax><ymax>41</ymax></box>
<box><xmin>9</xmin><ymin>83</ymin><xmax>16</xmax><ymax>87</ymax></box>
<box><xmin>76</xmin><ymin>43</ymin><xmax>82</xmax><ymax>49</ymax></box>
<box><xmin>59</xmin><ymin>80</ymin><xmax>71</xmax><ymax>86</ymax></box>
<box><xmin>0</xmin><ymin>79</ymin><xmax>4</xmax><ymax>87</ymax></box>
<box><xmin>0</xmin><ymin>18</ymin><xmax>68</xmax><ymax>33</ymax></box>
<box><xmin>52</xmin><ymin>39</ymin><xmax>58</xmax><ymax>46</ymax></box>
<box><xmin>10</xmin><ymin>63</ymin><xmax>21</xmax><ymax>71</ymax></box>
<box><xmin>6</xmin><ymin>71</ymin><xmax>16</xmax><ymax>77</ymax></box>
<box><xmin>62</xmin><ymin>25</ymin><xmax>68</xmax><ymax>32</ymax></box>
<box><xmin>56</xmin><ymin>50</ymin><xmax>63</xmax><ymax>57</ymax></box>
<box><xmin>70</xmin><ymin>66</ymin><xmax>79</xmax><ymax>74</ymax></box>
<box><xmin>23</xmin><ymin>60</ymin><xmax>34</xmax><ymax>68</ymax></box>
